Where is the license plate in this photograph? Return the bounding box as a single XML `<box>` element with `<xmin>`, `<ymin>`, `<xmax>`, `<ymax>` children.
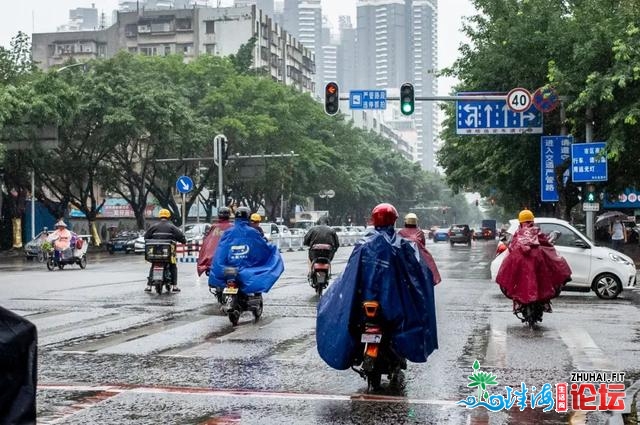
<box><xmin>223</xmin><ymin>287</ymin><xmax>239</xmax><ymax>294</ymax></box>
<box><xmin>361</xmin><ymin>333</ymin><xmax>382</xmax><ymax>343</ymax></box>
<box><xmin>152</xmin><ymin>268</ymin><xmax>164</xmax><ymax>280</ymax></box>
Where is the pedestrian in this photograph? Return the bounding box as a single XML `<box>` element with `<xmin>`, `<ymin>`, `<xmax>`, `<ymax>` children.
<box><xmin>398</xmin><ymin>213</ymin><xmax>441</xmax><ymax>285</ymax></box>
<box><xmin>610</xmin><ymin>218</ymin><xmax>626</xmax><ymax>252</ymax></box>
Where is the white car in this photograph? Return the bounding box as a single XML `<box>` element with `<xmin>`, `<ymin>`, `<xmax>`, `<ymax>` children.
<box><xmin>490</xmin><ymin>218</ymin><xmax>636</xmax><ymax>299</ymax></box>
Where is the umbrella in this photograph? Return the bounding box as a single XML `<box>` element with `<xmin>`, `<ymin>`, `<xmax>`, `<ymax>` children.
<box><xmin>594</xmin><ymin>211</ymin><xmax>627</xmax><ymax>228</ymax></box>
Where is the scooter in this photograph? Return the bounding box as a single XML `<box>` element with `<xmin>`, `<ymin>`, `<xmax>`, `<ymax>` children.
<box><xmin>219</xmin><ymin>267</ymin><xmax>263</xmax><ymax>326</ymax></box>
<box><xmin>308</xmin><ymin>243</ymin><xmax>333</xmax><ymax>297</ymax></box>
<box><xmin>352</xmin><ymin>301</ymin><xmax>406</xmax><ymax>391</ymax></box>
<box><xmin>45</xmin><ymin>238</ymin><xmax>88</xmax><ymax>271</ymax></box>
<box><xmin>144</xmin><ymin>240</ymin><xmax>176</xmax><ymax>294</ymax></box>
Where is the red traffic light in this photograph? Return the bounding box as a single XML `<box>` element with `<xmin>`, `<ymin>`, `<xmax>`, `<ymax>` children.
<box><xmin>324</xmin><ymin>82</ymin><xmax>340</xmax><ymax>116</ymax></box>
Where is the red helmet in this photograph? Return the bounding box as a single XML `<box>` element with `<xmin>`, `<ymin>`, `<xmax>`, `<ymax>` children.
<box><xmin>371</xmin><ymin>203</ymin><xmax>398</xmax><ymax>227</ymax></box>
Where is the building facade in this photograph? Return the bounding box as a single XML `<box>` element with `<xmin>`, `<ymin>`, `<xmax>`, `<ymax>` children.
<box><xmin>283</xmin><ymin>0</ymin><xmax>322</xmax><ymax>96</ymax></box>
<box><xmin>32</xmin><ymin>5</ymin><xmax>315</xmax><ymax>94</ymax></box>
<box><xmin>336</xmin><ymin>15</ymin><xmax>356</xmax><ymax>93</ymax></box>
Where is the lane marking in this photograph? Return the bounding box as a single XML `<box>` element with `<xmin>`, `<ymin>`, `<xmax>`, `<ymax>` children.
<box><xmin>484</xmin><ymin>315</ymin><xmax>507</xmax><ymax>368</ymax></box>
<box><xmin>39</xmin><ymin>383</ymin><xmax>460</xmax><ymax>406</ymax></box>
<box><xmin>557</xmin><ymin>326</ymin><xmax>615</xmax><ymax>371</ymax></box>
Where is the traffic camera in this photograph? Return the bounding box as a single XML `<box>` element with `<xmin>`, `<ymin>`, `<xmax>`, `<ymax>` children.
<box><xmin>400</xmin><ymin>83</ymin><xmax>415</xmax><ymax>116</ymax></box>
<box><xmin>324</xmin><ymin>82</ymin><xmax>340</xmax><ymax>116</ymax></box>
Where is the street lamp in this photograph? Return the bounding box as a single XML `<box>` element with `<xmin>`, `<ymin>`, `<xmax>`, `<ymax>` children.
<box><xmin>318</xmin><ymin>189</ymin><xmax>335</xmax><ymax>212</ymax></box>
<box><xmin>55</xmin><ymin>62</ymin><xmax>88</xmax><ymax>73</ymax></box>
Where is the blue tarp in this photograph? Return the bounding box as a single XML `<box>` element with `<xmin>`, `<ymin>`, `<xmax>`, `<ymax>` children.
<box><xmin>316</xmin><ymin>227</ymin><xmax>438</xmax><ymax>370</ymax></box>
<box><xmin>208</xmin><ymin>220</ymin><xmax>284</xmax><ymax>293</ymax></box>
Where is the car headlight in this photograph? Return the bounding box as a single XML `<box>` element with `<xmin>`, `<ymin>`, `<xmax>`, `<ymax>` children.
<box><xmin>609</xmin><ymin>252</ymin><xmax>633</xmax><ymax>266</ymax></box>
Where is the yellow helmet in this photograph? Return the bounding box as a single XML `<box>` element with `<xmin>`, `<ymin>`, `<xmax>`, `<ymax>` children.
<box><xmin>159</xmin><ymin>208</ymin><xmax>171</xmax><ymax>219</ymax></box>
<box><xmin>404</xmin><ymin>213</ymin><xmax>418</xmax><ymax>226</ymax></box>
<box><xmin>250</xmin><ymin>213</ymin><xmax>262</xmax><ymax>223</ymax></box>
<box><xmin>518</xmin><ymin>209</ymin><xmax>534</xmax><ymax>223</ymax></box>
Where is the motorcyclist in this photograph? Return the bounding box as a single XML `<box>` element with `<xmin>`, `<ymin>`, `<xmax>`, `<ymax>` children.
<box><xmin>144</xmin><ymin>209</ymin><xmax>186</xmax><ymax>292</ymax></box>
<box><xmin>496</xmin><ymin>209</ymin><xmax>571</xmax><ymax>314</ymax></box>
<box><xmin>250</xmin><ymin>213</ymin><xmax>265</xmax><ymax>237</ymax></box>
<box><xmin>316</xmin><ymin>203</ymin><xmax>438</xmax><ymax>371</ymax></box>
<box><xmin>303</xmin><ymin>217</ymin><xmax>339</xmax><ymax>279</ymax></box>
<box><xmin>398</xmin><ymin>213</ymin><xmax>441</xmax><ymax>285</ymax></box>
<box><xmin>208</xmin><ymin>206</ymin><xmax>284</xmax><ymax>294</ymax></box>
<box><xmin>47</xmin><ymin>220</ymin><xmax>78</xmax><ymax>264</ymax></box>
<box><xmin>197</xmin><ymin>207</ymin><xmax>233</xmax><ymax>277</ymax></box>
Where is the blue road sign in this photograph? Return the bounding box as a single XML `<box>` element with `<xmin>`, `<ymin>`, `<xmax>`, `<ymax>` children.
<box><xmin>541</xmin><ymin>136</ymin><xmax>573</xmax><ymax>202</ymax></box>
<box><xmin>456</xmin><ymin>92</ymin><xmax>543</xmax><ymax>135</ymax></box>
<box><xmin>176</xmin><ymin>175</ymin><xmax>194</xmax><ymax>194</ymax></box>
<box><xmin>349</xmin><ymin>90</ymin><xmax>387</xmax><ymax>110</ymax></box>
<box><xmin>571</xmin><ymin>142</ymin><xmax>608</xmax><ymax>183</ymax></box>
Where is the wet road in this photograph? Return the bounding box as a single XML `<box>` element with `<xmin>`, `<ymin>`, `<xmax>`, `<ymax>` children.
<box><xmin>1</xmin><ymin>238</ymin><xmax>639</xmax><ymax>424</ymax></box>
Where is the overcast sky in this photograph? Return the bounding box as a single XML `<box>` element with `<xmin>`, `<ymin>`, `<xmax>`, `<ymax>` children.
<box><xmin>0</xmin><ymin>0</ymin><xmax>476</xmax><ymax>94</ymax></box>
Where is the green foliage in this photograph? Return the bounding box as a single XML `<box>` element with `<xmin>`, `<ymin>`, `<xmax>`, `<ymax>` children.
<box><xmin>440</xmin><ymin>0</ymin><xmax>640</xmax><ymax>216</ymax></box>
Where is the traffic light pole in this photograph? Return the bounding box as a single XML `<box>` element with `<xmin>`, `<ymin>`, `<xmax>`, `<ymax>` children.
<box><xmin>337</xmin><ymin>95</ymin><xmax>508</xmax><ymax>101</ymax></box>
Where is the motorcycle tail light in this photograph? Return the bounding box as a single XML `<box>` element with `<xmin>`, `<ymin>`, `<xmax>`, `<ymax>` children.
<box><xmin>227</xmin><ymin>282</ymin><xmax>238</xmax><ymax>288</ymax></box>
<box><xmin>365</xmin><ymin>326</ymin><xmax>381</xmax><ymax>334</ymax></box>
<box><xmin>496</xmin><ymin>242</ymin><xmax>508</xmax><ymax>256</ymax></box>
<box><xmin>365</xmin><ymin>344</ymin><xmax>379</xmax><ymax>358</ymax></box>
<box><xmin>363</xmin><ymin>301</ymin><xmax>379</xmax><ymax>318</ymax></box>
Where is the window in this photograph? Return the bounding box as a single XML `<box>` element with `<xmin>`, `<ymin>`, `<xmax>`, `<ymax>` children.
<box><xmin>164</xmin><ymin>45</ymin><xmax>171</xmax><ymax>55</ymax></box>
<box><xmin>537</xmin><ymin>223</ymin><xmax>584</xmax><ymax>248</ymax></box>
<box><xmin>205</xmin><ymin>21</ymin><xmax>215</xmax><ymax>34</ymax></box>
<box><xmin>205</xmin><ymin>44</ymin><xmax>216</xmax><ymax>55</ymax></box>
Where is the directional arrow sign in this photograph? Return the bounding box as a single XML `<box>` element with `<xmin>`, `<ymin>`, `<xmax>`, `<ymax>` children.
<box><xmin>456</xmin><ymin>92</ymin><xmax>543</xmax><ymax>135</ymax></box>
<box><xmin>176</xmin><ymin>175</ymin><xmax>194</xmax><ymax>194</ymax></box>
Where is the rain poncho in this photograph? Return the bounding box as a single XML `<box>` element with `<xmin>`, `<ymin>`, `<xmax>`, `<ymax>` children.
<box><xmin>0</xmin><ymin>307</ymin><xmax>37</xmax><ymax>424</ymax></box>
<box><xmin>496</xmin><ymin>223</ymin><xmax>571</xmax><ymax>307</ymax></box>
<box><xmin>398</xmin><ymin>227</ymin><xmax>442</xmax><ymax>285</ymax></box>
<box><xmin>197</xmin><ymin>220</ymin><xmax>233</xmax><ymax>276</ymax></box>
<box><xmin>208</xmin><ymin>219</ymin><xmax>284</xmax><ymax>293</ymax></box>
<box><xmin>316</xmin><ymin>227</ymin><xmax>438</xmax><ymax>370</ymax></box>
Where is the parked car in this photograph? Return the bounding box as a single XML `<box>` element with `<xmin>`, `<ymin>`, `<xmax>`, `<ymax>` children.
<box><xmin>125</xmin><ymin>233</ymin><xmax>145</xmax><ymax>254</ymax></box>
<box><xmin>106</xmin><ymin>231</ymin><xmax>140</xmax><ymax>254</ymax></box>
<box><xmin>24</xmin><ymin>230</ymin><xmax>51</xmax><ymax>261</ymax></box>
<box><xmin>490</xmin><ymin>218</ymin><xmax>637</xmax><ymax>299</ymax></box>
<box><xmin>449</xmin><ymin>224</ymin><xmax>472</xmax><ymax>246</ymax></box>
<box><xmin>433</xmin><ymin>228</ymin><xmax>449</xmax><ymax>243</ymax></box>
<box><xmin>184</xmin><ymin>223</ymin><xmax>211</xmax><ymax>243</ymax></box>
<box><xmin>259</xmin><ymin>222</ymin><xmax>290</xmax><ymax>242</ymax></box>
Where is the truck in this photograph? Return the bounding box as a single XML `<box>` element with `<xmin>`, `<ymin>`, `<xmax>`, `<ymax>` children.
<box><xmin>293</xmin><ymin>210</ymin><xmax>329</xmax><ymax>232</ymax></box>
<box><xmin>481</xmin><ymin>219</ymin><xmax>497</xmax><ymax>239</ymax></box>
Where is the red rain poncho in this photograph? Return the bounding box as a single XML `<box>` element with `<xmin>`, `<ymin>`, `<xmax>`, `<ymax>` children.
<box><xmin>496</xmin><ymin>222</ymin><xmax>571</xmax><ymax>310</ymax></box>
<box><xmin>196</xmin><ymin>220</ymin><xmax>233</xmax><ymax>276</ymax></box>
<box><xmin>398</xmin><ymin>227</ymin><xmax>442</xmax><ymax>285</ymax></box>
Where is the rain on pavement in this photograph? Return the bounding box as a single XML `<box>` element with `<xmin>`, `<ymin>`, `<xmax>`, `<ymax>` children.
<box><xmin>1</xmin><ymin>238</ymin><xmax>639</xmax><ymax>424</ymax></box>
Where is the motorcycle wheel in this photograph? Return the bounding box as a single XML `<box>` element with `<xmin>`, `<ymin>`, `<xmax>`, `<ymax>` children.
<box><xmin>155</xmin><ymin>282</ymin><xmax>163</xmax><ymax>294</ymax></box>
<box><xmin>229</xmin><ymin>310</ymin><xmax>240</xmax><ymax>326</ymax></box>
<box><xmin>367</xmin><ymin>372</ymin><xmax>382</xmax><ymax>392</ymax></box>
<box><xmin>253</xmin><ymin>300</ymin><xmax>263</xmax><ymax>322</ymax></box>
<box><xmin>79</xmin><ymin>256</ymin><xmax>87</xmax><ymax>269</ymax></box>
<box><xmin>46</xmin><ymin>257</ymin><xmax>55</xmax><ymax>271</ymax></box>
<box><xmin>315</xmin><ymin>281</ymin><xmax>323</xmax><ymax>297</ymax></box>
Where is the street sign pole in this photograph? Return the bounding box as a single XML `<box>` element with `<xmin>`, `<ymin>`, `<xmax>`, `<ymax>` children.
<box><xmin>182</xmin><ymin>193</ymin><xmax>186</xmax><ymax>234</ymax></box>
<box><xmin>214</xmin><ymin>134</ymin><xmax>226</xmax><ymax>209</ymax></box>
<box><xmin>585</xmin><ymin>108</ymin><xmax>594</xmax><ymax>241</ymax></box>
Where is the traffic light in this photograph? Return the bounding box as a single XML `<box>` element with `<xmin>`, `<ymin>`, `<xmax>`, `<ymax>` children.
<box><xmin>324</xmin><ymin>82</ymin><xmax>340</xmax><ymax>116</ymax></box>
<box><xmin>586</xmin><ymin>184</ymin><xmax>596</xmax><ymax>203</ymax></box>
<box><xmin>400</xmin><ymin>82</ymin><xmax>415</xmax><ymax>116</ymax></box>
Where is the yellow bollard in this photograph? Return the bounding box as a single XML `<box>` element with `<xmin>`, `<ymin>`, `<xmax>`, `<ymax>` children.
<box><xmin>12</xmin><ymin>218</ymin><xmax>23</xmax><ymax>249</ymax></box>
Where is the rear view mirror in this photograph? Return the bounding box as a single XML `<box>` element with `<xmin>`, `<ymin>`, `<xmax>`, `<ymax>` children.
<box><xmin>574</xmin><ymin>239</ymin><xmax>589</xmax><ymax>249</ymax></box>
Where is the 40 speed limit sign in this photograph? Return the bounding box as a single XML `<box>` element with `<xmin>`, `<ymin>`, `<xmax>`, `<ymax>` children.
<box><xmin>506</xmin><ymin>87</ymin><xmax>532</xmax><ymax>113</ymax></box>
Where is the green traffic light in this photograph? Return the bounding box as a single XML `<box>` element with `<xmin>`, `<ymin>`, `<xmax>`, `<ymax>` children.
<box><xmin>402</xmin><ymin>103</ymin><xmax>413</xmax><ymax>114</ymax></box>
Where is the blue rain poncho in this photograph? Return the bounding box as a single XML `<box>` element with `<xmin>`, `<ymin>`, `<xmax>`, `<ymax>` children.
<box><xmin>316</xmin><ymin>227</ymin><xmax>438</xmax><ymax>370</ymax></box>
<box><xmin>208</xmin><ymin>219</ymin><xmax>284</xmax><ymax>293</ymax></box>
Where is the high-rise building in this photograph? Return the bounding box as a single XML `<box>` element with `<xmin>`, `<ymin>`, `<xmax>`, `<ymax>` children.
<box><xmin>350</xmin><ymin>0</ymin><xmax>437</xmax><ymax>170</ymax></box>
<box><xmin>336</xmin><ymin>16</ymin><xmax>356</xmax><ymax>93</ymax></box>
<box><xmin>70</xmin><ymin>6</ymin><xmax>99</xmax><ymax>30</ymax></box>
<box><xmin>355</xmin><ymin>0</ymin><xmax>408</xmax><ymax>90</ymax></box>
<box><xmin>319</xmin><ymin>23</ymin><xmax>337</xmax><ymax>89</ymax></box>
<box><xmin>410</xmin><ymin>0</ymin><xmax>438</xmax><ymax>170</ymax></box>
<box><xmin>283</xmin><ymin>0</ymin><xmax>322</xmax><ymax>96</ymax></box>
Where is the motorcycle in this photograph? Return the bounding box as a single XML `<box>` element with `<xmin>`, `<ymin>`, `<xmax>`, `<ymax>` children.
<box><xmin>45</xmin><ymin>238</ymin><xmax>88</xmax><ymax>271</ymax></box>
<box><xmin>352</xmin><ymin>301</ymin><xmax>406</xmax><ymax>391</ymax></box>
<box><xmin>219</xmin><ymin>267</ymin><xmax>263</xmax><ymax>326</ymax></box>
<box><xmin>308</xmin><ymin>243</ymin><xmax>333</xmax><ymax>297</ymax></box>
<box><xmin>499</xmin><ymin>230</ymin><xmax>564</xmax><ymax>328</ymax></box>
<box><xmin>144</xmin><ymin>240</ymin><xmax>176</xmax><ymax>295</ymax></box>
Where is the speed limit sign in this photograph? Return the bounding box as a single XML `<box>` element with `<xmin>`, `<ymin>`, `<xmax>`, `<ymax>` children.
<box><xmin>507</xmin><ymin>87</ymin><xmax>532</xmax><ymax>113</ymax></box>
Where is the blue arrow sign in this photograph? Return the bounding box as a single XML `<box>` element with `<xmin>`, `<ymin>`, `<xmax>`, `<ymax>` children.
<box><xmin>456</xmin><ymin>92</ymin><xmax>543</xmax><ymax>135</ymax></box>
<box><xmin>349</xmin><ymin>90</ymin><xmax>387</xmax><ymax>110</ymax></box>
<box><xmin>571</xmin><ymin>142</ymin><xmax>608</xmax><ymax>183</ymax></box>
<box><xmin>176</xmin><ymin>175</ymin><xmax>194</xmax><ymax>194</ymax></box>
